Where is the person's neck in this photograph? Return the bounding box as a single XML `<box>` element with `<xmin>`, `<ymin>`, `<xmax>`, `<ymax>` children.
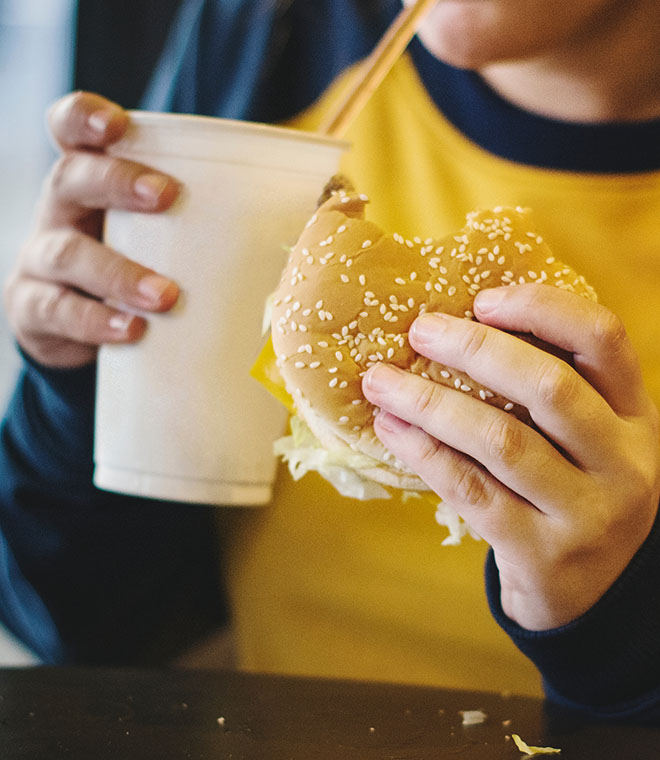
<box><xmin>480</xmin><ymin>9</ymin><xmax>660</xmax><ymax>123</ymax></box>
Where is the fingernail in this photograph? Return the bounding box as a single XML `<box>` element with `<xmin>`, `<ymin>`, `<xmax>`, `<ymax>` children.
<box><xmin>474</xmin><ymin>288</ymin><xmax>506</xmax><ymax>313</ymax></box>
<box><xmin>134</xmin><ymin>173</ymin><xmax>170</xmax><ymax>205</ymax></box>
<box><xmin>376</xmin><ymin>411</ymin><xmax>410</xmax><ymax>434</ymax></box>
<box><xmin>137</xmin><ymin>274</ymin><xmax>174</xmax><ymax>305</ymax></box>
<box><xmin>109</xmin><ymin>312</ymin><xmax>134</xmax><ymax>333</ymax></box>
<box><xmin>410</xmin><ymin>312</ymin><xmax>450</xmax><ymax>342</ymax></box>
<box><xmin>88</xmin><ymin>108</ymin><xmax>115</xmax><ymax>134</ymax></box>
<box><xmin>364</xmin><ymin>363</ymin><xmax>401</xmax><ymax>393</ymax></box>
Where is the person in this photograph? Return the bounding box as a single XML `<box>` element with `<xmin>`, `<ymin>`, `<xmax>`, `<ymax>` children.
<box><xmin>2</xmin><ymin>0</ymin><xmax>660</xmax><ymax>721</ymax></box>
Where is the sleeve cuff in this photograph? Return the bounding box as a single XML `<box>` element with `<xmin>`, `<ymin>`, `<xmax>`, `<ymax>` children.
<box><xmin>485</xmin><ymin>505</ymin><xmax>660</xmax><ymax>718</ymax></box>
<box><xmin>18</xmin><ymin>346</ymin><xmax>97</xmax><ymax>407</ymax></box>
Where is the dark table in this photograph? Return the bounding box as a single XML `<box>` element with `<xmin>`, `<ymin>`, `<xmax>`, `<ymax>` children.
<box><xmin>0</xmin><ymin>667</ymin><xmax>658</xmax><ymax>759</ymax></box>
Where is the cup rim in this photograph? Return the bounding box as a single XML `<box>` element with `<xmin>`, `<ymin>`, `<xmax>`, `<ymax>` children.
<box><xmin>127</xmin><ymin>110</ymin><xmax>350</xmax><ymax>150</ymax></box>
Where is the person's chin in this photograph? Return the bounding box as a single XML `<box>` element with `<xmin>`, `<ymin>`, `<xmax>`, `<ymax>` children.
<box><xmin>416</xmin><ymin>27</ymin><xmax>495</xmax><ymax>70</ymax></box>
<box><xmin>414</xmin><ymin>1</ymin><xmax>497</xmax><ymax>69</ymax></box>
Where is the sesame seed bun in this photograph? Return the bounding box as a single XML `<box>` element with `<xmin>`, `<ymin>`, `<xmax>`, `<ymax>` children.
<box><xmin>271</xmin><ymin>189</ymin><xmax>597</xmax><ymax>492</ymax></box>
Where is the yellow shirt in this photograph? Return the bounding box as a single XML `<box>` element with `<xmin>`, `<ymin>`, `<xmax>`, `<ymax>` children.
<box><xmin>218</xmin><ymin>52</ymin><xmax>660</xmax><ymax>697</ymax></box>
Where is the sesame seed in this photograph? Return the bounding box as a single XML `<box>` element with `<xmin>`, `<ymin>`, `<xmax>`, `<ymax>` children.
<box><xmin>339</xmin><ymin>416</ymin><xmax>349</xmax><ymax>423</ymax></box>
<box><xmin>361</xmin><ymin>240</ymin><xmax>372</xmax><ymax>249</ymax></box>
<box><xmin>309</xmin><ymin>361</ymin><xmax>321</xmax><ymax>369</ymax></box>
<box><xmin>340</xmin><ymin>274</ymin><xmax>350</xmax><ymax>283</ymax></box>
<box><xmin>504</xmin><ymin>402</ymin><xmax>514</xmax><ymax>411</ymax></box>
<box><xmin>295</xmin><ymin>361</ymin><xmax>305</xmax><ymax>369</ymax></box>
<box><xmin>329</xmin><ymin>378</ymin><xmax>338</xmax><ymax>388</ymax></box>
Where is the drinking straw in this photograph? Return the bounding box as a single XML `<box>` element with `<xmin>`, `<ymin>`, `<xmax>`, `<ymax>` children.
<box><xmin>320</xmin><ymin>0</ymin><xmax>439</xmax><ymax>139</ymax></box>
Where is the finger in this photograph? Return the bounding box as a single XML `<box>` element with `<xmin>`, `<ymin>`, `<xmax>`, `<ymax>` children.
<box><xmin>372</xmin><ymin>409</ymin><xmax>543</xmax><ymax>550</ymax></box>
<box><xmin>47</xmin><ymin>91</ymin><xmax>129</xmax><ymax>151</ymax></box>
<box><xmin>21</xmin><ymin>229</ymin><xmax>179</xmax><ymax>313</ymax></box>
<box><xmin>10</xmin><ymin>279</ymin><xmax>147</xmax><ymax>364</ymax></box>
<box><xmin>362</xmin><ymin>362</ymin><xmax>584</xmax><ymax>512</ymax></box>
<box><xmin>38</xmin><ymin>152</ymin><xmax>180</xmax><ymax>228</ymax></box>
<box><xmin>408</xmin><ymin>310</ymin><xmax>620</xmax><ymax>470</ymax></box>
<box><xmin>474</xmin><ymin>284</ymin><xmax>648</xmax><ymax>418</ymax></box>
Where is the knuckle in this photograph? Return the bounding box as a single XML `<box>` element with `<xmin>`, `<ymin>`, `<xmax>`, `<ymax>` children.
<box><xmin>458</xmin><ymin>321</ymin><xmax>489</xmax><ymax>363</ymax></box>
<box><xmin>42</xmin><ymin>230</ymin><xmax>81</xmax><ymax>275</ymax></box>
<box><xmin>73</xmin><ymin>298</ymin><xmax>102</xmax><ymax>342</ymax></box>
<box><xmin>413</xmin><ymin>381</ymin><xmax>443</xmax><ymax>419</ymax></box>
<box><xmin>482</xmin><ymin>415</ymin><xmax>525</xmax><ymax>467</ymax></box>
<box><xmin>100</xmin><ymin>250</ymin><xmax>134</xmax><ymax>300</ymax></box>
<box><xmin>535</xmin><ymin>357</ymin><xmax>581</xmax><ymax>410</ymax></box>
<box><xmin>591</xmin><ymin>306</ymin><xmax>628</xmax><ymax>351</ymax></box>
<box><xmin>37</xmin><ymin>283</ymin><xmax>69</xmax><ymax>327</ymax></box>
<box><xmin>45</xmin><ymin>153</ymin><xmax>76</xmax><ymax>197</ymax></box>
<box><xmin>452</xmin><ymin>461</ymin><xmax>490</xmax><ymax>507</ymax></box>
<box><xmin>626</xmin><ymin>454</ymin><xmax>659</xmax><ymax>504</ymax></box>
<box><xmin>97</xmin><ymin>155</ymin><xmax>137</xmax><ymax>201</ymax></box>
<box><xmin>416</xmin><ymin>433</ymin><xmax>443</xmax><ymax>469</ymax></box>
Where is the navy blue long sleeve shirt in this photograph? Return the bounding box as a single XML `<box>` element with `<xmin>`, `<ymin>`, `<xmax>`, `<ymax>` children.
<box><xmin>2</xmin><ymin>0</ymin><xmax>660</xmax><ymax>723</ymax></box>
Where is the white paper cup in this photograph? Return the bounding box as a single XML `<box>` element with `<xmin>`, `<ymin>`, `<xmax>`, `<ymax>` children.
<box><xmin>94</xmin><ymin>111</ymin><xmax>347</xmax><ymax>505</ymax></box>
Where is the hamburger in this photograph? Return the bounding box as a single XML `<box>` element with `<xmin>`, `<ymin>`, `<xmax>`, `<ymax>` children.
<box><xmin>268</xmin><ymin>184</ymin><xmax>597</xmax><ymax>500</ymax></box>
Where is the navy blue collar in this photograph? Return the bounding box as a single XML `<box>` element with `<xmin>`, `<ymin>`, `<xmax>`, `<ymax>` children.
<box><xmin>409</xmin><ymin>36</ymin><xmax>660</xmax><ymax>174</ymax></box>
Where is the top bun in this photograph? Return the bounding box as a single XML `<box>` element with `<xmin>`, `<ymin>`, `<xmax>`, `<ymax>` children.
<box><xmin>271</xmin><ymin>187</ymin><xmax>597</xmax><ymax>491</ymax></box>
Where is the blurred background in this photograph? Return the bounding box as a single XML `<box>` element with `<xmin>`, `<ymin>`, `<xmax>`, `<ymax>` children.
<box><xmin>0</xmin><ymin>0</ymin><xmax>76</xmax><ymax>405</ymax></box>
<box><xmin>0</xmin><ymin>0</ymin><xmax>181</xmax><ymax>664</ymax></box>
